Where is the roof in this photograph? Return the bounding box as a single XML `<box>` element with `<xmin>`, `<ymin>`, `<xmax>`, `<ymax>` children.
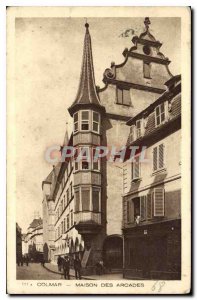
<box><xmin>68</xmin><ymin>23</ymin><xmax>105</xmax><ymax>116</ymax></box>
<box><xmin>28</xmin><ymin>218</ymin><xmax>43</xmax><ymax>229</ymax></box>
<box><xmin>126</xmin><ymin>75</ymin><xmax>181</xmax><ymax>126</ymax></box>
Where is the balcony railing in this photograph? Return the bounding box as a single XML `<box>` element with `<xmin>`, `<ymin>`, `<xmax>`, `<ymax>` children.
<box><xmin>75</xmin><ymin>211</ymin><xmax>101</xmax><ymax>225</ymax></box>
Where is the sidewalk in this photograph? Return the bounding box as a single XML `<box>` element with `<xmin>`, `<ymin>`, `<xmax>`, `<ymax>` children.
<box><xmin>44</xmin><ymin>263</ymin><xmax>125</xmax><ymax>280</ymax></box>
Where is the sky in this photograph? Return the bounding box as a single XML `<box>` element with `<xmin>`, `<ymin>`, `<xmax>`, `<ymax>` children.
<box><xmin>15</xmin><ymin>17</ymin><xmax>181</xmax><ymax>233</ymax></box>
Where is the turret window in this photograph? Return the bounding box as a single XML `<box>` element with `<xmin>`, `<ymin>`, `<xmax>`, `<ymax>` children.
<box><xmin>74</xmin><ymin>112</ymin><xmax>79</xmax><ymax>132</ymax></box>
<box><xmin>81</xmin><ymin>111</ymin><xmax>90</xmax><ymax>130</ymax></box>
<box><xmin>92</xmin><ymin>112</ymin><xmax>100</xmax><ymax>133</ymax></box>
<box><xmin>74</xmin><ymin>110</ymin><xmax>100</xmax><ymax>134</ymax></box>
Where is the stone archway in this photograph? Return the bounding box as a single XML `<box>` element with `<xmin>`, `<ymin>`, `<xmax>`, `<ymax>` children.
<box><xmin>103</xmin><ymin>235</ymin><xmax>123</xmax><ymax>270</ymax></box>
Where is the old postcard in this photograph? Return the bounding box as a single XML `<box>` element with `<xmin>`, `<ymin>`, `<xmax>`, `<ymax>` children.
<box><xmin>7</xmin><ymin>6</ymin><xmax>191</xmax><ymax>294</ymax></box>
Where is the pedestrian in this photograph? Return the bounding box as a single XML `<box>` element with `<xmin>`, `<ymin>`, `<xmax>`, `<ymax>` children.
<box><xmin>74</xmin><ymin>255</ymin><xmax>82</xmax><ymax>279</ymax></box>
<box><xmin>63</xmin><ymin>256</ymin><xmax>70</xmax><ymax>280</ymax></box>
<box><xmin>57</xmin><ymin>255</ymin><xmax>62</xmax><ymax>272</ymax></box>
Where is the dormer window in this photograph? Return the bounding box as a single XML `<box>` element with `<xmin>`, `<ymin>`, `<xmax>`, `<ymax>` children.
<box><xmin>130</xmin><ymin>125</ymin><xmax>135</xmax><ymax>142</ymax></box>
<box><xmin>136</xmin><ymin>120</ymin><xmax>142</xmax><ymax>138</ymax></box>
<box><xmin>155</xmin><ymin>103</ymin><xmax>165</xmax><ymax>126</ymax></box>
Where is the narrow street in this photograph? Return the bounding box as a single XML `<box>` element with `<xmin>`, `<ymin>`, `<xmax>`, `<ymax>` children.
<box><xmin>16</xmin><ymin>263</ymin><xmax>62</xmax><ymax>280</ymax></box>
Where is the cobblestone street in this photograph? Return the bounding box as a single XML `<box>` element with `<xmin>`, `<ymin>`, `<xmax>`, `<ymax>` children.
<box><xmin>16</xmin><ymin>263</ymin><xmax>62</xmax><ymax>280</ymax></box>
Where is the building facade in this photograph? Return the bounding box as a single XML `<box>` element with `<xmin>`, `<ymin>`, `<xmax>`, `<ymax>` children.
<box><xmin>122</xmin><ymin>75</ymin><xmax>181</xmax><ymax>280</ymax></box>
<box><xmin>16</xmin><ymin>223</ymin><xmax>22</xmax><ymax>264</ymax></box>
<box><xmin>42</xmin><ymin>18</ymin><xmax>180</xmax><ymax>275</ymax></box>
<box><xmin>25</xmin><ymin>217</ymin><xmax>44</xmax><ymax>261</ymax></box>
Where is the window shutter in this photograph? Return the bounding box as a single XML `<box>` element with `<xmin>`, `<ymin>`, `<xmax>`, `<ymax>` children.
<box><xmin>117</xmin><ymin>88</ymin><xmax>123</xmax><ymax>104</ymax></box>
<box><xmin>146</xmin><ymin>193</ymin><xmax>152</xmax><ymax>219</ymax></box>
<box><xmin>153</xmin><ymin>147</ymin><xmax>157</xmax><ymax>171</ymax></box>
<box><xmin>123</xmin><ymin>89</ymin><xmax>131</xmax><ymax>106</ymax></box>
<box><xmin>140</xmin><ymin>196</ymin><xmax>146</xmax><ymax>220</ymax></box>
<box><xmin>154</xmin><ymin>188</ymin><xmax>164</xmax><ymax>217</ymax></box>
<box><xmin>159</xmin><ymin>144</ymin><xmax>164</xmax><ymax>169</ymax></box>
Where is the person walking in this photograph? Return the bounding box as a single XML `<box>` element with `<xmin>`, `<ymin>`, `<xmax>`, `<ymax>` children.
<box><xmin>57</xmin><ymin>255</ymin><xmax>62</xmax><ymax>272</ymax></box>
<box><xmin>74</xmin><ymin>256</ymin><xmax>82</xmax><ymax>279</ymax></box>
<box><xmin>63</xmin><ymin>256</ymin><xmax>70</xmax><ymax>280</ymax></box>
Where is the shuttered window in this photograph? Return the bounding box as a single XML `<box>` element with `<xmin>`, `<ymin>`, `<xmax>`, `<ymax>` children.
<box><xmin>132</xmin><ymin>156</ymin><xmax>140</xmax><ymax>180</ymax></box>
<box><xmin>153</xmin><ymin>188</ymin><xmax>165</xmax><ymax>217</ymax></box>
<box><xmin>146</xmin><ymin>193</ymin><xmax>152</xmax><ymax>219</ymax></box>
<box><xmin>140</xmin><ymin>196</ymin><xmax>146</xmax><ymax>220</ymax></box>
<box><xmin>81</xmin><ymin>188</ymin><xmax>90</xmax><ymax>211</ymax></box>
<box><xmin>153</xmin><ymin>144</ymin><xmax>164</xmax><ymax>172</ymax></box>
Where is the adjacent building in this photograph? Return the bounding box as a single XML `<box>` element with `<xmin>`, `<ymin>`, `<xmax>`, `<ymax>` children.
<box><xmin>26</xmin><ymin>217</ymin><xmax>44</xmax><ymax>261</ymax></box>
<box><xmin>16</xmin><ymin>223</ymin><xmax>22</xmax><ymax>264</ymax></box>
<box><xmin>42</xmin><ymin>18</ymin><xmax>180</xmax><ymax>276</ymax></box>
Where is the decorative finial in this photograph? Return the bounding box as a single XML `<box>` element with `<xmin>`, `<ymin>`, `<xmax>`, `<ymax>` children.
<box><xmin>85</xmin><ymin>18</ymin><xmax>89</xmax><ymax>30</ymax></box>
<box><xmin>144</xmin><ymin>17</ymin><xmax>151</xmax><ymax>31</ymax></box>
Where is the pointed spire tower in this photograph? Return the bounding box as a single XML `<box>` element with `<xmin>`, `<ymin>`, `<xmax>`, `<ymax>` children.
<box><xmin>68</xmin><ymin>23</ymin><xmax>105</xmax><ymax>116</ymax></box>
<box><xmin>69</xmin><ymin>23</ymin><xmax>103</xmax><ymax>253</ymax></box>
<box><xmin>62</xmin><ymin>122</ymin><xmax>69</xmax><ymax>147</ymax></box>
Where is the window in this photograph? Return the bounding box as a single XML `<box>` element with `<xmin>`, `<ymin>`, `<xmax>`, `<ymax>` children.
<box><xmin>140</xmin><ymin>196</ymin><xmax>146</xmax><ymax>220</ymax></box>
<box><xmin>136</xmin><ymin>120</ymin><xmax>142</xmax><ymax>138</ymax></box>
<box><xmin>75</xmin><ymin>189</ymin><xmax>80</xmax><ymax>212</ymax></box>
<box><xmin>153</xmin><ymin>188</ymin><xmax>165</xmax><ymax>217</ymax></box>
<box><xmin>63</xmin><ymin>195</ymin><xmax>65</xmax><ymax>211</ymax></box>
<box><xmin>66</xmin><ymin>214</ymin><xmax>70</xmax><ymax>230</ymax></box>
<box><xmin>70</xmin><ymin>210</ymin><xmax>74</xmax><ymax>227</ymax></box>
<box><xmin>81</xmin><ymin>111</ymin><xmax>89</xmax><ymax>131</ymax></box>
<box><xmin>64</xmin><ymin>218</ymin><xmax>66</xmax><ymax>232</ymax></box>
<box><xmin>74</xmin><ymin>148</ymin><xmax>79</xmax><ymax>171</ymax></box>
<box><xmin>81</xmin><ymin>147</ymin><xmax>90</xmax><ymax>170</ymax></box>
<box><xmin>143</xmin><ymin>62</ymin><xmax>151</xmax><ymax>78</ymax></box>
<box><xmin>70</xmin><ymin>182</ymin><xmax>73</xmax><ymax>198</ymax></box>
<box><xmin>131</xmin><ymin>156</ymin><xmax>140</xmax><ymax>180</ymax></box>
<box><xmin>66</xmin><ymin>188</ymin><xmax>69</xmax><ymax>204</ymax></box>
<box><xmin>133</xmin><ymin>198</ymin><xmax>140</xmax><ymax>220</ymax></box>
<box><xmin>92</xmin><ymin>112</ymin><xmax>100</xmax><ymax>133</ymax></box>
<box><xmin>92</xmin><ymin>187</ymin><xmax>100</xmax><ymax>212</ymax></box>
<box><xmin>117</xmin><ymin>87</ymin><xmax>131</xmax><ymax>106</ymax></box>
<box><xmin>74</xmin><ymin>112</ymin><xmax>79</xmax><ymax>133</ymax></box>
<box><xmin>130</xmin><ymin>125</ymin><xmax>135</xmax><ymax>142</ymax></box>
<box><xmin>155</xmin><ymin>103</ymin><xmax>165</xmax><ymax>126</ymax></box>
<box><xmin>146</xmin><ymin>193</ymin><xmax>152</xmax><ymax>219</ymax></box>
<box><xmin>92</xmin><ymin>148</ymin><xmax>99</xmax><ymax>171</ymax></box>
<box><xmin>81</xmin><ymin>188</ymin><xmax>90</xmax><ymax>211</ymax></box>
<box><xmin>153</xmin><ymin>144</ymin><xmax>164</xmax><ymax>172</ymax></box>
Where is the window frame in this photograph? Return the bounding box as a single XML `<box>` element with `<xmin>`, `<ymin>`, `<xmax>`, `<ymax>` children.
<box><xmin>136</xmin><ymin>119</ymin><xmax>142</xmax><ymax>139</ymax></box>
<box><xmin>92</xmin><ymin>111</ymin><xmax>100</xmax><ymax>134</ymax></box>
<box><xmin>73</xmin><ymin>112</ymin><xmax>79</xmax><ymax>133</ymax></box>
<box><xmin>81</xmin><ymin>110</ymin><xmax>90</xmax><ymax>131</ymax></box>
<box><xmin>155</xmin><ymin>102</ymin><xmax>166</xmax><ymax>127</ymax></box>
